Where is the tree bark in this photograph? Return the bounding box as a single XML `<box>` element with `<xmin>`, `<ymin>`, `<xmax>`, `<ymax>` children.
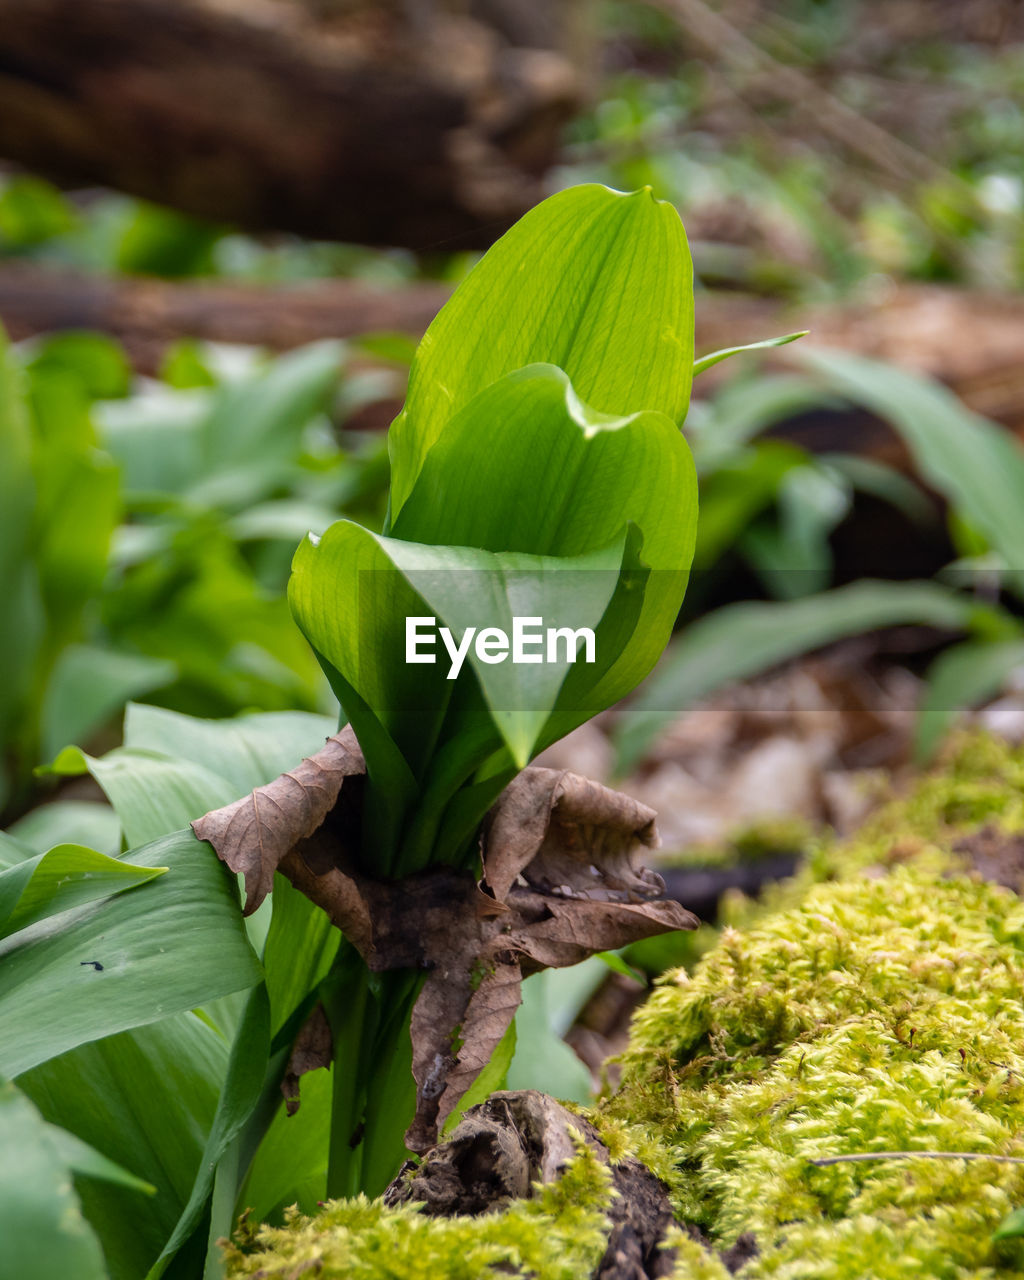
<box><xmin>0</xmin><ymin>0</ymin><xmax>587</xmax><ymax>249</ymax></box>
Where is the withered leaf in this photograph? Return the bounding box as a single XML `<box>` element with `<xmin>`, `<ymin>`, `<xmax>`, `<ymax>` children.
<box><xmin>193</xmin><ymin>743</ymin><xmax>698</xmax><ymax>1155</ymax></box>
<box><xmin>191</xmin><ymin>725</ymin><xmax>363</xmax><ymax>914</ymax></box>
<box><xmin>281</xmin><ymin>1001</ymin><xmax>333</xmax><ymax>1117</ymax></box>
<box><xmin>483</xmin><ymin>767</ymin><xmax>663</xmax><ymax>903</ymax></box>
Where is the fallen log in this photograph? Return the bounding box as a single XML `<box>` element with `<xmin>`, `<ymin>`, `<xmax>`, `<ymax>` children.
<box><xmin>0</xmin><ymin>0</ymin><xmax>585</xmax><ymax>249</ymax></box>
<box><xmin>3</xmin><ymin>267</ymin><xmax>1023</xmax><ymax>438</ymax></box>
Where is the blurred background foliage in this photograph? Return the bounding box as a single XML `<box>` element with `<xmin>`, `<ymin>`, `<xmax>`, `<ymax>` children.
<box><xmin>2</xmin><ymin>0</ymin><xmax>1024</xmax><ymax>825</ymax></box>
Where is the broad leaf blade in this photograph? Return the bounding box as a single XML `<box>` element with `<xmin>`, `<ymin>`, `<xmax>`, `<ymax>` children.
<box><xmin>18</xmin><ymin>1016</ymin><xmax>228</xmax><ymax>1280</ymax></box>
<box><xmin>389</xmin><ymin>185</ymin><xmax>693</xmax><ymax>514</ymax></box>
<box><xmin>392</xmin><ymin>363</ymin><xmax>698</xmax><ymax>710</ymax></box>
<box><xmin>0</xmin><ymin>829</ymin><xmax>260</xmax><ymax>1078</ymax></box>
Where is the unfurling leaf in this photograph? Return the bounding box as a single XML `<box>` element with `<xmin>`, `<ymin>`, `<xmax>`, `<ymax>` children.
<box><xmin>192</xmin><ymin>737</ymin><xmax>697</xmax><ymax>1153</ymax></box>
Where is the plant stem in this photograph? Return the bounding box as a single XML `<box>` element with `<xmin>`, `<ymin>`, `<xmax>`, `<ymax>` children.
<box><xmin>323</xmin><ymin>948</ymin><xmax>425</xmax><ymax>1200</ymax></box>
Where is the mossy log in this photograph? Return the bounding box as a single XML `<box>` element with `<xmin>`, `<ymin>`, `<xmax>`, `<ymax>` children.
<box><xmin>223</xmin><ymin>733</ymin><xmax>1024</xmax><ymax>1279</ymax></box>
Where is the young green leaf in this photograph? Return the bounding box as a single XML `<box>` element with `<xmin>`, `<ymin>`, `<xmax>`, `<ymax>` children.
<box><xmin>388</xmin><ymin>185</ymin><xmax>693</xmax><ymax>516</ymax></box>
<box><xmin>693</xmin><ymin>330</ymin><xmax>808</xmax><ymax>377</ymax></box>
<box><xmin>0</xmin><ymin>844</ymin><xmax>165</xmax><ymax>941</ymax></box>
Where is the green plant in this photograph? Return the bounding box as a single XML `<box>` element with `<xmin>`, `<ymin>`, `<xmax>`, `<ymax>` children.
<box><xmin>3</xmin><ymin>182</ymin><xmax>802</xmax><ymax>1278</ymax></box>
<box><xmin>0</xmin><ymin>325</ymin><xmax>395</xmax><ymax>818</ymax></box>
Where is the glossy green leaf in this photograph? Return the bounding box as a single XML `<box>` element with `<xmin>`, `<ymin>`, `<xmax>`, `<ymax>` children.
<box><xmin>392</xmin><ymin>362</ymin><xmax>698</xmax><ymax>710</ymax></box>
<box><xmin>0</xmin><ymin>1080</ymin><xmax>108</xmax><ymax>1280</ymax></box>
<box><xmin>915</xmin><ymin>638</ymin><xmax>1024</xmax><ymax>762</ymax></box>
<box><xmin>291</xmin><ymin>521</ymin><xmax>635</xmax><ymax>772</ymax></box>
<box><xmin>693</xmin><ymin>330</ymin><xmax>807</xmax><ymax>377</ymax></box>
<box><xmin>389</xmin><ymin>185</ymin><xmax>693</xmax><ymax>515</ymax></box>
<box><xmin>18</xmin><ymin>1016</ymin><xmax>227</xmax><ymax>1280</ymax></box>
<box><xmin>616</xmin><ymin>579</ymin><xmax>988</xmax><ymax>771</ymax></box>
<box><xmin>799</xmin><ymin>349</ymin><xmax>1024</xmax><ymax>595</ymax></box>
<box><xmin>0</xmin><ymin>829</ymin><xmax>260</xmax><ymax>1077</ymax></box>
<box><xmin>0</xmin><ymin>843</ymin><xmax>165</xmax><ymax>940</ymax></box>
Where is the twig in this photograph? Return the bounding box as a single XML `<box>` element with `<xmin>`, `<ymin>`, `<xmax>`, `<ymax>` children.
<box><xmin>809</xmin><ymin>1151</ymin><xmax>1024</xmax><ymax>1167</ymax></box>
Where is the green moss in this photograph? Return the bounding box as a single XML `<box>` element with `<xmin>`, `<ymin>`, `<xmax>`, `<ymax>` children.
<box><xmin>225</xmin><ymin>732</ymin><xmax>1024</xmax><ymax>1279</ymax></box>
<box><xmin>223</xmin><ymin>1141</ymin><xmax>614</xmax><ymax>1280</ymax></box>
<box><xmin>601</xmin><ymin>731</ymin><xmax>1024</xmax><ymax>1277</ymax></box>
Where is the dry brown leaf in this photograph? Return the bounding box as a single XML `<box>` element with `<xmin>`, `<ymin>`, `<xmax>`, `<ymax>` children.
<box><xmin>193</xmin><ymin>746</ymin><xmax>698</xmax><ymax>1154</ymax></box>
<box><xmin>191</xmin><ymin>725</ymin><xmax>363</xmax><ymax>914</ymax></box>
<box><xmin>483</xmin><ymin>768</ymin><xmax>662</xmax><ymax>903</ymax></box>
<box><xmin>281</xmin><ymin>1001</ymin><xmax>333</xmax><ymax>1117</ymax></box>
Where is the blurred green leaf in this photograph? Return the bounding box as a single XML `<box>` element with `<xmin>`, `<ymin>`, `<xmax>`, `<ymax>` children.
<box><xmin>115</xmin><ymin>203</ymin><xmax>223</xmax><ymax>278</ymax></box>
<box><xmin>0</xmin><ymin>176</ymin><xmax>76</xmax><ymax>247</ymax></box>
<box><xmin>994</xmin><ymin>1207</ymin><xmax>1024</xmax><ymax>1242</ymax></box>
<box><xmin>0</xmin><ymin>1080</ymin><xmax>108</xmax><ymax>1280</ymax></box>
<box><xmin>916</xmin><ymin>638</ymin><xmax>1024</xmax><ymax>762</ymax></box>
<box><xmin>46</xmin><ymin>1125</ymin><xmax>156</xmax><ymax>1196</ymax></box>
<box><xmin>41</xmin><ymin>644</ymin><xmax>176</xmax><ymax>763</ymax></box>
<box><xmin>7</xmin><ymin>801</ymin><xmax>120</xmax><ymax>858</ymax></box>
<box><xmin>29</xmin><ymin>333</ymin><xmax>132</xmax><ymax>401</ymax></box>
<box><xmin>616</xmin><ymin>579</ymin><xmax>989</xmax><ymax>771</ymax></box>
<box><xmin>800</xmin><ymin>349</ymin><xmax>1024</xmax><ymax>596</ymax></box>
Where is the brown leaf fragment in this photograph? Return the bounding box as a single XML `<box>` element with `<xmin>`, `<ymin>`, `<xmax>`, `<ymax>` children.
<box><xmin>483</xmin><ymin>767</ymin><xmax>663</xmax><ymax>904</ymax></box>
<box><xmin>191</xmin><ymin>725</ymin><xmax>363</xmax><ymax>914</ymax></box>
<box><xmin>404</xmin><ymin>885</ymin><xmax>697</xmax><ymax>1151</ymax></box>
<box><xmin>192</xmin><ymin>737</ymin><xmax>698</xmax><ymax>1157</ymax></box>
<box><xmin>281</xmin><ymin>1001</ymin><xmax>333</xmax><ymax>1117</ymax></box>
